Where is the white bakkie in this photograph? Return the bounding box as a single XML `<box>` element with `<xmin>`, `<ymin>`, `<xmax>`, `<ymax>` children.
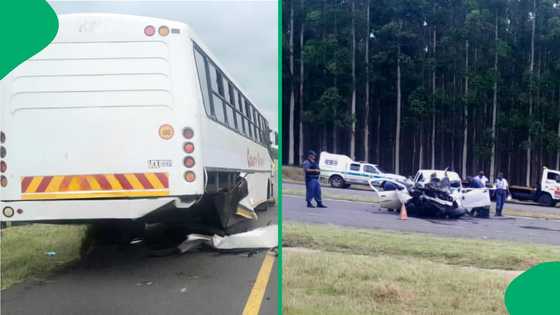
<box><xmin>318</xmin><ymin>151</ymin><xmax>408</xmax><ymax>188</ymax></box>
<box><xmin>0</xmin><ymin>14</ymin><xmax>275</xmax><ymax>228</ymax></box>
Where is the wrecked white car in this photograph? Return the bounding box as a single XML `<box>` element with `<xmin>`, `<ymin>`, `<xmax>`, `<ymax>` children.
<box><xmin>369</xmin><ymin>170</ymin><xmax>491</xmax><ymax>219</ymax></box>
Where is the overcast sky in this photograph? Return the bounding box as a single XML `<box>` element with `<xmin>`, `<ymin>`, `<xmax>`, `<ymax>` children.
<box><xmin>48</xmin><ymin>0</ymin><xmax>278</xmax><ymax>130</ymax></box>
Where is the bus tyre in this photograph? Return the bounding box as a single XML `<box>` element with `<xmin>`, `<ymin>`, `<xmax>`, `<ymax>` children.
<box><xmin>538</xmin><ymin>193</ymin><xmax>554</xmax><ymax>207</ymax></box>
<box><xmin>330</xmin><ymin>175</ymin><xmax>345</xmax><ymax>188</ymax></box>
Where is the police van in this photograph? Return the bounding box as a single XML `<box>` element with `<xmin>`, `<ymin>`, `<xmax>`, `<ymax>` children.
<box><xmin>318</xmin><ymin>152</ymin><xmax>407</xmax><ymax>188</ymax></box>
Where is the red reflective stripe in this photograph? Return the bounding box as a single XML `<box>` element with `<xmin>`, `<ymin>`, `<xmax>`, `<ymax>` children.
<box><xmin>59</xmin><ymin>176</ymin><xmax>73</xmax><ymax>191</ymax></box>
<box><xmin>135</xmin><ymin>173</ymin><xmax>153</xmax><ymax>189</ymax></box>
<box><xmin>94</xmin><ymin>175</ymin><xmax>111</xmax><ymax>190</ymax></box>
<box><xmin>21</xmin><ymin>177</ymin><xmax>33</xmax><ymax>192</ymax></box>
<box><xmin>114</xmin><ymin>174</ymin><xmax>133</xmax><ymax>190</ymax></box>
<box><xmin>79</xmin><ymin>176</ymin><xmax>91</xmax><ymax>191</ymax></box>
<box><xmin>36</xmin><ymin>176</ymin><xmax>53</xmax><ymax>193</ymax></box>
<box><xmin>155</xmin><ymin>172</ymin><xmax>168</xmax><ymax>188</ymax></box>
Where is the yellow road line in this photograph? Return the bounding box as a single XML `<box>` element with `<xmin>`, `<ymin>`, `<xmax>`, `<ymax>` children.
<box><xmin>242</xmin><ymin>251</ymin><xmax>276</xmax><ymax>315</ymax></box>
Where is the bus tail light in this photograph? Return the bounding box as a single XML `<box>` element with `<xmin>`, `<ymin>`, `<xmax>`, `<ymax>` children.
<box><xmin>0</xmin><ymin>132</ymin><xmax>5</xmax><ymax>143</ymax></box>
<box><xmin>0</xmin><ymin>161</ymin><xmax>6</xmax><ymax>173</ymax></box>
<box><xmin>159</xmin><ymin>26</ymin><xmax>169</xmax><ymax>37</ymax></box>
<box><xmin>184</xmin><ymin>156</ymin><xmax>195</xmax><ymax>168</ymax></box>
<box><xmin>144</xmin><ymin>25</ymin><xmax>155</xmax><ymax>36</ymax></box>
<box><xmin>183</xmin><ymin>127</ymin><xmax>194</xmax><ymax>139</ymax></box>
<box><xmin>183</xmin><ymin>142</ymin><xmax>195</xmax><ymax>154</ymax></box>
<box><xmin>184</xmin><ymin>171</ymin><xmax>196</xmax><ymax>182</ymax></box>
<box><xmin>0</xmin><ymin>176</ymin><xmax>6</xmax><ymax>187</ymax></box>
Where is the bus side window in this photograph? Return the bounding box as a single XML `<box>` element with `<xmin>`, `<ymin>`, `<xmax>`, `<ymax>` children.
<box><xmin>228</xmin><ymin>82</ymin><xmax>236</xmax><ymax>107</ymax></box>
<box><xmin>212</xmin><ymin>95</ymin><xmax>226</xmax><ymax>123</ymax></box>
<box><xmin>237</xmin><ymin>91</ymin><xmax>244</xmax><ymax>115</ymax></box>
<box><xmin>225</xmin><ymin>104</ymin><xmax>235</xmax><ymax>129</ymax></box>
<box><xmin>242</xmin><ymin>118</ymin><xmax>248</xmax><ymax>135</ymax></box>
<box><xmin>194</xmin><ymin>49</ymin><xmax>213</xmax><ymax>116</ymax></box>
<box><xmin>245</xmin><ymin>100</ymin><xmax>252</xmax><ymax>121</ymax></box>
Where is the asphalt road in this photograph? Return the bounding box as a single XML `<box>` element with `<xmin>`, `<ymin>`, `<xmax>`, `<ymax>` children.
<box><xmin>283</xmin><ymin>195</ymin><xmax>560</xmax><ymax>246</ymax></box>
<box><xmin>1</xmin><ymin>206</ymin><xmax>278</xmax><ymax>315</ymax></box>
<box><xmin>283</xmin><ymin>182</ymin><xmax>560</xmax><ymax>215</ymax></box>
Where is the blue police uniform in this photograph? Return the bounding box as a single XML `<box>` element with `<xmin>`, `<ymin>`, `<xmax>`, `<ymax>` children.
<box><xmin>303</xmin><ymin>151</ymin><xmax>325</xmax><ymax>208</ymax></box>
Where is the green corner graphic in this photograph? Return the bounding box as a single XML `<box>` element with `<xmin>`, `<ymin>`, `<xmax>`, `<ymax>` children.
<box><xmin>505</xmin><ymin>261</ymin><xmax>560</xmax><ymax>314</ymax></box>
<box><xmin>0</xmin><ymin>0</ymin><xmax>58</xmax><ymax>80</ymax></box>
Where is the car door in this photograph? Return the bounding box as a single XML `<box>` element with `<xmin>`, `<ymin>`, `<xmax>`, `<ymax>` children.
<box><xmin>368</xmin><ymin>179</ymin><xmax>410</xmax><ymax>210</ymax></box>
<box><xmin>363</xmin><ymin>164</ymin><xmax>381</xmax><ymax>185</ymax></box>
<box><xmin>461</xmin><ymin>187</ymin><xmax>491</xmax><ymax>209</ymax></box>
<box><xmin>346</xmin><ymin>163</ymin><xmax>363</xmax><ymax>184</ymax></box>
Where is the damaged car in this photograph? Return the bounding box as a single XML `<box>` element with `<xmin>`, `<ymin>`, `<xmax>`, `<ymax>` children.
<box><xmin>369</xmin><ymin>169</ymin><xmax>491</xmax><ymax>219</ymax></box>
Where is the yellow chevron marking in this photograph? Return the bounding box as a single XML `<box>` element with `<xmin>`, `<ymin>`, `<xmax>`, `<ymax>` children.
<box><xmin>45</xmin><ymin>176</ymin><xmax>64</xmax><ymax>193</ymax></box>
<box><xmin>105</xmin><ymin>174</ymin><xmax>123</xmax><ymax>190</ymax></box>
<box><xmin>124</xmin><ymin>174</ymin><xmax>143</xmax><ymax>190</ymax></box>
<box><xmin>145</xmin><ymin>172</ymin><xmax>164</xmax><ymax>189</ymax></box>
<box><xmin>86</xmin><ymin>175</ymin><xmax>101</xmax><ymax>191</ymax></box>
<box><xmin>22</xmin><ymin>189</ymin><xmax>169</xmax><ymax>200</ymax></box>
<box><xmin>26</xmin><ymin>176</ymin><xmax>43</xmax><ymax>193</ymax></box>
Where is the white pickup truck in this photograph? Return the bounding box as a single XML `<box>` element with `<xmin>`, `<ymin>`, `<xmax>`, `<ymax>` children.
<box><xmin>318</xmin><ymin>151</ymin><xmax>408</xmax><ymax>188</ymax></box>
<box><xmin>369</xmin><ymin>169</ymin><xmax>491</xmax><ymax>215</ymax></box>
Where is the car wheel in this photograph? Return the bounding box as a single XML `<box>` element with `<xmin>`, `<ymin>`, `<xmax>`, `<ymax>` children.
<box><xmin>330</xmin><ymin>175</ymin><xmax>345</xmax><ymax>188</ymax></box>
<box><xmin>538</xmin><ymin>193</ymin><xmax>554</xmax><ymax>207</ymax></box>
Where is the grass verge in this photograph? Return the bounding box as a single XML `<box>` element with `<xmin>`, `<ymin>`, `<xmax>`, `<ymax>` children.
<box><xmin>284</xmin><ymin>249</ymin><xmax>512</xmax><ymax>315</ymax></box>
<box><xmin>283</xmin><ymin>223</ymin><xmax>560</xmax><ymax>315</ymax></box>
<box><xmin>283</xmin><ymin>223</ymin><xmax>560</xmax><ymax>271</ymax></box>
<box><xmin>1</xmin><ymin>224</ymin><xmax>86</xmax><ymax>289</ymax></box>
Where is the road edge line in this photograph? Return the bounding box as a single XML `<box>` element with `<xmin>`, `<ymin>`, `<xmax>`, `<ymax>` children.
<box><xmin>242</xmin><ymin>251</ymin><xmax>276</xmax><ymax>315</ymax></box>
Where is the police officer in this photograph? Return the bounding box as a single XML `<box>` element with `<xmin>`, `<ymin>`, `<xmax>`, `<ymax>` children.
<box><xmin>494</xmin><ymin>172</ymin><xmax>509</xmax><ymax>217</ymax></box>
<box><xmin>303</xmin><ymin>150</ymin><xmax>326</xmax><ymax>208</ymax></box>
<box><xmin>475</xmin><ymin>171</ymin><xmax>489</xmax><ymax>187</ymax></box>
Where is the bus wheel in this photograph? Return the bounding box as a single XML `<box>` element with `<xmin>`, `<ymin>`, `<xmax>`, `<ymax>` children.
<box><xmin>538</xmin><ymin>193</ymin><xmax>554</xmax><ymax>207</ymax></box>
<box><xmin>330</xmin><ymin>175</ymin><xmax>345</xmax><ymax>188</ymax></box>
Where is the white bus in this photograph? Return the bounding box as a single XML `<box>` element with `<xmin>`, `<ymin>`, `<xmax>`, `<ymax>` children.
<box><xmin>0</xmin><ymin>13</ymin><xmax>276</xmax><ymax>233</ymax></box>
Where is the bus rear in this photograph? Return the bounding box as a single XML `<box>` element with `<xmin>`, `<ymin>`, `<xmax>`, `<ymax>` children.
<box><xmin>0</xmin><ymin>14</ymin><xmax>204</xmax><ymax>222</ymax></box>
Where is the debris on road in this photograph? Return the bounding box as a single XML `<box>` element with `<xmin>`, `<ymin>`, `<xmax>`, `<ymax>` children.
<box><xmin>136</xmin><ymin>281</ymin><xmax>153</xmax><ymax>287</ymax></box>
<box><xmin>177</xmin><ymin>224</ymin><xmax>278</xmax><ymax>254</ymax></box>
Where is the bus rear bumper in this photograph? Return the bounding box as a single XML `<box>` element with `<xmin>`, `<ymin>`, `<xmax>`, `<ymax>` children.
<box><xmin>0</xmin><ymin>197</ymin><xmax>180</xmax><ymax>222</ymax></box>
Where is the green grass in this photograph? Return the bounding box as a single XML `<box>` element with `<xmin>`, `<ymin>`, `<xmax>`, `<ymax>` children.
<box><xmin>284</xmin><ymin>250</ymin><xmax>512</xmax><ymax>315</ymax></box>
<box><xmin>0</xmin><ymin>224</ymin><xmax>86</xmax><ymax>289</ymax></box>
<box><xmin>283</xmin><ymin>223</ymin><xmax>560</xmax><ymax>315</ymax></box>
<box><xmin>283</xmin><ymin>223</ymin><xmax>560</xmax><ymax>271</ymax></box>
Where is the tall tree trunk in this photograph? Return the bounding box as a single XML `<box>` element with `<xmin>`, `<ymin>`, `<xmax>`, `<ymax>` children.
<box><xmin>527</xmin><ymin>0</ymin><xmax>536</xmax><ymax>186</ymax></box>
<box><xmin>376</xmin><ymin>108</ymin><xmax>381</xmax><ymax>162</ymax></box>
<box><xmin>350</xmin><ymin>0</ymin><xmax>356</xmax><ymax>160</ymax></box>
<box><xmin>288</xmin><ymin>1</ymin><xmax>295</xmax><ymax>165</ymax></box>
<box><xmin>431</xmin><ymin>28</ymin><xmax>437</xmax><ymax>169</ymax></box>
<box><xmin>419</xmin><ymin>127</ymin><xmax>424</xmax><ymax>169</ymax></box>
<box><xmin>332</xmin><ymin>1</ymin><xmax>338</xmax><ymax>154</ymax></box>
<box><xmin>298</xmin><ymin>0</ymin><xmax>305</xmax><ymax>164</ymax></box>
<box><xmin>395</xmin><ymin>45</ymin><xmax>402</xmax><ymax>174</ymax></box>
<box><xmin>557</xmin><ymin>86</ymin><xmax>560</xmax><ymax>170</ymax></box>
<box><xmin>364</xmin><ymin>0</ymin><xmax>370</xmax><ymax>162</ymax></box>
<box><xmin>462</xmin><ymin>40</ymin><xmax>469</xmax><ymax>179</ymax></box>
<box><xmin>490</xmin><ymin>12</ymin><xmax>498</xmax><ymax>182</ymax></box>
